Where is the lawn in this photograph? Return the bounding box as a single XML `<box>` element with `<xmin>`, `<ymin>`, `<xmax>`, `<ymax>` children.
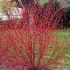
<box><xmin>56</xmin><ymin>29</ymin><xmax>70</xmax><ymax>67</ymax></box>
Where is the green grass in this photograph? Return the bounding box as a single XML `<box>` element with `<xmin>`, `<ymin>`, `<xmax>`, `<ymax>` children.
<box><xmin>58</xmin><ymin>29</ymin><xmax>70</xmax><ymax>66</ymax></box>
<box><xmin>35</xmin><ymin>29</ymin><xmax>70</xmax><ymax>69</ymax></box>
<box><xmin>50</xmin><ymin>29</ymin><xmax>70</xmax><ymax>68</ymax></box>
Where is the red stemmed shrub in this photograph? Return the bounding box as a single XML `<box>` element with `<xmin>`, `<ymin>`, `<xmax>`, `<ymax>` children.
<box><xmin>0</xmin><ymin>0</ymin><xmax>65</xmax><ymax>70</ymax></box>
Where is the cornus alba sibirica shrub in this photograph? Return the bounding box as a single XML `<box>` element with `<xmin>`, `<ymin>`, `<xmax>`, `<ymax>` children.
<box><xmin>0</xmin><ymin>0</ymin><xmax>65</xmax><ymax>70</ymax></box>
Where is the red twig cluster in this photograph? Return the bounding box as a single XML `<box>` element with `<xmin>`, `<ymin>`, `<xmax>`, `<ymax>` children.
<box><xmin>0</xmin><ymin>0</ymin><xmax>64</xmax><ymax>70</ymax></box>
